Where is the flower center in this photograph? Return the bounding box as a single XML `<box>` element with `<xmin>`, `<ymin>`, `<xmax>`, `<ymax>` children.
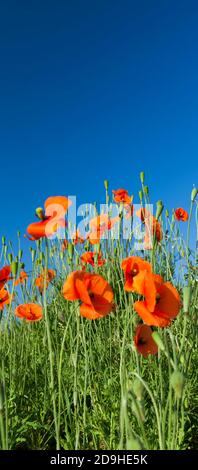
<box><xmin>138</xmin><ymin>338</ymin><xmax>147</xmax><ymax>346</ymax></box>
<box><xmin>88</xmin><ymin>290</ymin><xmax>94</xmax><ymax>299</ymax></box>
<box><xmin>156</xmin><ymin>293</ymin><xmax>160</xmax><ymax>303</ymax></box>
<box><xmin>131</xmin><ymin>264</ymin><xmax>139</xmax><ymax>277</ymax></box>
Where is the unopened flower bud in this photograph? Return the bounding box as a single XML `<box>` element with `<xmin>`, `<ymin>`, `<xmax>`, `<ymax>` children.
<box><xmin>191</xmin><ymin>187</ymin><xmax>197</xmax><ymax>202</ymax></box>
<box><xmin>139</xmin><ymin>190</ymin><xmax>143</xmax><ymax>202</ymax></box>
<box><xmin>35</xmin><ymin>207</ymin><xmax>45</xmax><ymax>220</ymax></box>
<box><xmin>11</xmin><ymin>261</ymin><xmax>19</xmax><ymax>278</ymax></box>
<box><xmin>170</xmin><ymin>371</ymin><xmax>185</xmax><ymax>398</ymax></box>
<box><xmin>104</xmin><ymin>180</ymin><xmax>109</xmax><ymax>190</ymax></box>
<box><xmin>156</xmin><ymin>200</ymin><xmax>164</xmax><ymax>220</ymax></box>
<box><xmin>140</xmin><ymin>172</ymin><xmax>145</xmax><ymax>184</ymax></box>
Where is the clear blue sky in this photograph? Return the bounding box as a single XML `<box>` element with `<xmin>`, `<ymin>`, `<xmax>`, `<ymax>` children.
<box><xmin>0</xmin><ymin>0</ymin><xmax>197</xmax><ymax>245</ymax></box>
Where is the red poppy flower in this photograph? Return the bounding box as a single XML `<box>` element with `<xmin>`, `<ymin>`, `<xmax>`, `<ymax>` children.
<box><xmin>134</xmin><ymin>324</ymin><xmax>158</xmax><ymax>357</ymax></box>
<box><xmin>0</xmin><ymin>289</ymin><xmax>11</xmax><ymax>310</ymax></box>
<box><xmin>26</xmin><ymin>217</ymin><xmax>66</xmax><ymax>241</ymax></box>
<box><xmin>14</xmin><ymin>270</ymin><xmax>28</xmax><ymax>286</ymax></box>
<box><xmin>174</xmin><ymin>208</ymin><xmax>189</xmax><ymax>222</ymax></box>
<box><xmin>15</xmin><ymin>303</ymin><xmax>43</xmax><ymax>321</ymax></box>
<box><xmin>62</xmin><ymin>271</ymin><xmax>114</xmax><ymax>320</ymax></box>
<box><xmin>113</xmin><ymin>189</ymin><xmax>132</xmax><ymax>204</ymax></box>
<box><xmin>134</xmin><ymin>274</ymin><xmax>181</xmax><ymax>327</ymax></box>
<box><xmin>35</xmin><ymin>269</ymin><xmax>56</xmax><ymax>293</ymax></box>
<box><xmin>81</xmin><ymin>251</ymin><xmax>105</xmax><ymax>267</ymax></box>
<box><xmin>121</xmin><ymin>256</ymin><xmax>152</xmax><ymax>293</ymax></box>
<box><xmin>88</xmin><ymin>214</ymin><xmax>119</xmax><ymax>244</ymax></box>
<box><xmin>136</xmin><ymin>208</ymin><xmax>162</xmax><ymax>248</ymax></box>
<box><xmin>0</xmin><ymin>265</ymin><xmax>11</xmax><ymax>289</ymax></box>
<box><xmin>44</xmin><ymin>196</ymin><xmax>72</xmax><ymax>215</ymax></box>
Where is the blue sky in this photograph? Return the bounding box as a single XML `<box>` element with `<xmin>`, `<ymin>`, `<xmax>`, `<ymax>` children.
<box><xmin>0</xmin><ymin>0</ymin><xmax>197</xmax><ymax>247</ymax></box>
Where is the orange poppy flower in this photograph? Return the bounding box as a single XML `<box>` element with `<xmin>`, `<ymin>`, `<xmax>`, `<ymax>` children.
<box><xmin>0</xmin><ymin>289</ymin><xmax>11</xmax><ymax>310</ymax></box>
<box><xmin>0</xmin><ymin>265</ymin><xmax>11</xmax><ymax>289</ymax></box>
<box><xmin>35</xmin><ymin>269</ymin><xmax>56</xmax><ymax>293</ymax></box>
<box><xmin>26</xmin><ymin>217</ymin><xmax>52</xmax><ymax>240</ymax></box>
<box><xmin>174</xmin><ymin>208</ymin><xmax>189</xmax><ymax>222</ymax></box>
<box><xmin>88</xmin><ymin>214</ymin><xmax>119</xmax><ymax>244</ymax></box>
<box><xmin>134</xmin><ymin>324</ymin><xmax>158</xmax><ymax>357</ymax></box>
<box><xmin>62</xmin><ymin>271</ymin><xmax>114</xmax><ymax>320</ymax></box>
<box><xmin>136</xmin><ymin>208</ymin><xmax>162</xmax><ymax>247</ymax></box>
<box><xmin>14</xmin><ymin>270</ymin><xmax>28</xmax><ymax>286</ymax></box>
<box><xmin>134</xmin><ymin>275</ymin><xmax>181</xmax><ymax>327</ymax></box>
<box><xmin>15</xmin><ymin>303</ymin><xmax>43</xmax><ymax>321</ymax></box>
<box><xmin>81</xmin><ymin>251</ymin><xmax>105</xmax><ymax>267</ymax></box>
<box><xmin>121</xmin><ymin>256</ymin><xmax>152</xmax><ymax>293</ymax></box>
<box><xmin>113</xmin><ymin>189</ymin><xmax>132</xmax><ymax>204</ymax></box>
<box><xmin>26</xmin><ymin>216</ymin><xmax>66</xmax><ymax>241</ymax></box>
<box><xmin>44</xmin><ymin>196</ymin><xmax>72</xmax><ymax>215</ymax></box>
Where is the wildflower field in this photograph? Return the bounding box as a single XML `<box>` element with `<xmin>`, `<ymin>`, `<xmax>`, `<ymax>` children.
<box><xmin>0</xmin><ymin>175</ymin><xmax>197</xmax><ymax>451</ymax></box>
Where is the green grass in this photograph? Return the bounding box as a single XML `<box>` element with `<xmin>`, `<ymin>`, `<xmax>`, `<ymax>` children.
<box><xmin>0</xmin><ymin>186</ymin><xmax>197</xmax><ymax>450</ymax></box>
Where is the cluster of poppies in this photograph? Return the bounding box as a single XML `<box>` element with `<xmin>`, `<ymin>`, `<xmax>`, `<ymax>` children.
<box><xmin>0</xmin><ymin>189</ymin><xmax>189</xmax><ymax>358</ymax></box>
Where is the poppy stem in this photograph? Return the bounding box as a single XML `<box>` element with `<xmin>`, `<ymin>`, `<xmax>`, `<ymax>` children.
<box><xmin>43</xmin><ymin>238</ymin><xmax>60</xmax><ymax>450</ymax></box>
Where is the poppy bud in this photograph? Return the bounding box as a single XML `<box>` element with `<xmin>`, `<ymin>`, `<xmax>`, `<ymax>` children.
<box><xmin>11</xmin><ymin>261</ymin><xmax>19</xmax><ymax>278</ymax></box>
<box><xmin>140</xmin><ymin>171</ymin><xmax>145</xmax><ymax>184</ymax></box>
<box><xmin>152</xmin><ymin>332</ymin><xmax>165</xmax><ymax>351</ymax></box>
<box><xmin>156</xmin><ymin>200</ymin><xmax>164</xmax><ymax>220</ymax></box>
<box><xmin>1</xmin><ymin>236</ymin><xmax>5</xmax><ymax>245</ymax></box>
<box><xmin>132</xmin><ymin>378</ymin><xmax>144</xmax><ymax>401</ymax></box>
<box><xmin>183</xmin><ymin>286</ymin><xmax>191</xmax><ymax>313</ymax></box>
<box><xmin>8</xmin><ymin>253</ymin><xmax>13</xmax><ymax>263</ymax></box>
<box><xmin>104</xmin><ymin>180</ymin><xmax>109</xmax><ymax>190</ymax></box>
<box><xmin>165</xmin><ymin>209</ymin><xmax>169</xmax><ymax>218</ymax></box>
<box><xmin>170</xmin><ymin>371</ymin><xmax>185</xmax><ymax>398</ymax></box>
<box><xmin>17</xmin><ymin>231</ymin><xmax>20</xmax><ymax>237</ymax></box>
<box><xmin>191</xmin><ymin>187</ymin><xmax>197</xmax><ymax>202</ymax></box>
<box><xmin>35</xmin><ymin>207</ymin><xmax>45</xmax><ymax>220</ymax></box>
<box><xmin>139</xmin><ymin>190</ymin><xmax>143</xmax><ymax>202</ymax></box>
<box><xmin>144</xmin><ymin>185</ymin><xmax>149</xmax><ymax>196</ymax></box>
